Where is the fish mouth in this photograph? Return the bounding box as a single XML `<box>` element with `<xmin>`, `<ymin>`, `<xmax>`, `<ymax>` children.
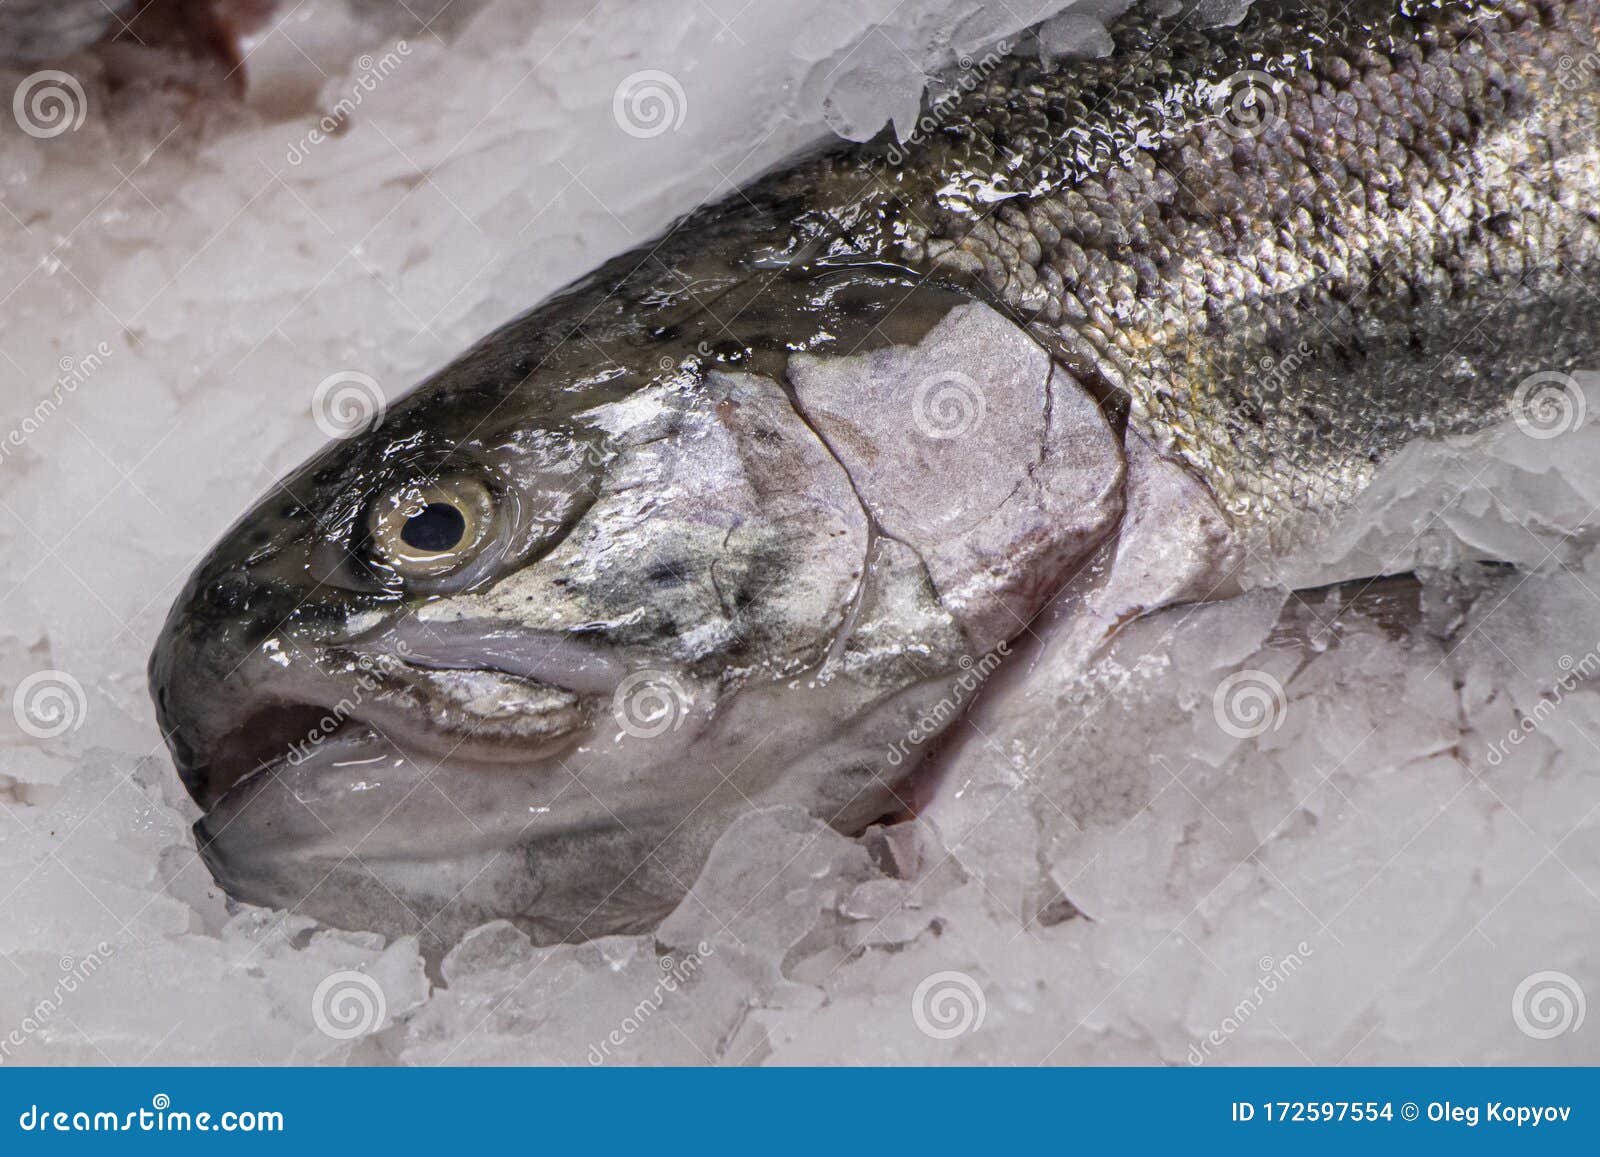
<box><xmin>187</xmin><ymin>700</ymin><xmax>575</xmax><ymax>942</ymax></box>
<box><xmin>185</xmin><ymin>656</ymin><xmax>601</xmax><ymax>935</ymax></box>
<box><xmin>189</xmin><ymin>658</ymin><xmax>591</xmax><ymax>815</ymax></box>
<box><xmin>197</xmin><ymin>701</ymin><xmax>346</xmax><ymax>806</ymax></box>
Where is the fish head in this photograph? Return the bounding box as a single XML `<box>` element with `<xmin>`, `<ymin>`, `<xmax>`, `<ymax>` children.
<box><xmin>150</xmin><ymin>274</ymin><xmax>1127</xmax><ymax>946</ymax></box>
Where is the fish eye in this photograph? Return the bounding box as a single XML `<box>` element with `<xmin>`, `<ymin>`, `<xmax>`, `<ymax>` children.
<box><xmin>367</xmin><ymin>475</ymin><xmax>496</xmax><ymax>579</ymax></box>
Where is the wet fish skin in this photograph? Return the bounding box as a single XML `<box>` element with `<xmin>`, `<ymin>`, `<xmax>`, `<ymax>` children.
<box><xmin>860</xmin><ymin>0</ymin><xmax>1600</xmax><ymax>537</ymax></box>
<box><xmin>151</xmin><ymin>0</ymin><xmax>1600</xmax><ymax>943</ymax></box>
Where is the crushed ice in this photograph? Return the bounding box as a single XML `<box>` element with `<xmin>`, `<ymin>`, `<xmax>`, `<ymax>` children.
<box><xmin>1</xmin><ymin>0</ymin><xmax>1595</xmax><ymax>1064</ymax></box>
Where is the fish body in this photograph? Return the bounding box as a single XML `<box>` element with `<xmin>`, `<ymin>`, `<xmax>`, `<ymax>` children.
<box><xmin>827</xmin><ymin>0</ymin><xmax>1600</xmax><ymax>538</ymax></box>
<box><xmin>151</xmin><ymin>0</ymin><xmax>1600</xmax><ymax>943</ymax></box>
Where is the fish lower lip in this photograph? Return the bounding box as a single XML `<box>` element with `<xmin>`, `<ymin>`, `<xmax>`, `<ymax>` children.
<box><xmin>211</xmin><ymin>758</ymin><xmax>277</xmax><ymax>808</ymax></box>
<box><xmin>202</xmin><ymin>714</ymin><xmax>378</xmax><ymax>813</ymax></box>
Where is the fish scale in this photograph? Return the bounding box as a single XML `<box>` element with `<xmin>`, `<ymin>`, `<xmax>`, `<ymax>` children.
<box><xmin>838</xmin><ymin>0</ymin><xmax>1600</xmax><ymax>539</ymax></box>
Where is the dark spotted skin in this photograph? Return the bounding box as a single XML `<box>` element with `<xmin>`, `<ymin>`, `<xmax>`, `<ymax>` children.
<box><xmin>355</xmin><ymin>0</ymin><xmax>1600</xmax><ymax>553</ymax></box>
<box><xmin>876</xmin><ymin>0</ymin><xmax>1600</xmax><ymax>538</ymax></box>
<box><xmin>791</xmin><ymin>0</ymin><xmax>1600</xmax><ymax>541</ymax></box>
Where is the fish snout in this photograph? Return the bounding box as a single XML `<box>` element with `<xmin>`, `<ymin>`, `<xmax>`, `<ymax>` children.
<box><xmin>149</xmin><ymin>562</ymin><xmax>317</xmax><ymax>808</ymax></box>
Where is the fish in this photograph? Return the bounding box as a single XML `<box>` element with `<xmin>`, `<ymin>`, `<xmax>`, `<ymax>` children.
<box><xmin>150</xmin><ymin>0</ymin><xmax>1600</xmax><ymax>945</ymax></box>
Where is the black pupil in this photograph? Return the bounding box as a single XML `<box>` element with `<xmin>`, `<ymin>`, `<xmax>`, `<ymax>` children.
<box><xmin>400</xmin><ymin>502</ymin><xmax>466</xmax><ymax>553</ymax></box>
